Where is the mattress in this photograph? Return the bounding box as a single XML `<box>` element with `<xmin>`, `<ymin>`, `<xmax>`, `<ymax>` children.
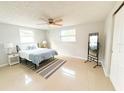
<box><xmin>19</xmin><ymin>48</ymin><xmax>58</xmax><ymax>66</ymax></box>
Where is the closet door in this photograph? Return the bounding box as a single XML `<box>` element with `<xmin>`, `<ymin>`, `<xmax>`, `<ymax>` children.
<box><xmin>110</xmin><ymin>5</ymin><xmax>124</xmax><ymax>90</ymax></box>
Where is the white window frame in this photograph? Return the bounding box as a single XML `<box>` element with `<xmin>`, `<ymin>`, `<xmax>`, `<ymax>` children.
<box><xmin>19</xmin><ymin>29</ymin><xmax>35</xmax><ymax>44</ymax></box>
<box><xmin>60</xmin><ymin>29</ymin><xmax>76</xmax><ymax>42</ymax></box>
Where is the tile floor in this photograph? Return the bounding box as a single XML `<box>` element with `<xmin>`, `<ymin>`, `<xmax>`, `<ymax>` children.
<box><xmin>0</xmin><ymin>56</ymin><xmax>114</xmax><ymax>91</ymax></box>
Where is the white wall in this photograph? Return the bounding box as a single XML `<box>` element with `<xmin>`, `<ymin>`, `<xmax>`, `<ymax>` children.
<box><xmin>104</xmin><ymin>1</ymin><xmax>122</xmax><ymax>76</ymax></box>
<box><xmin>47</xmin><ymin>21</ymin><xmax>105</xmax><ymax>62</ymax></box>
<box><xmin>0</xmin><ymin>22</ymin><xmax>46</xmax><ymax>66</ymax></box>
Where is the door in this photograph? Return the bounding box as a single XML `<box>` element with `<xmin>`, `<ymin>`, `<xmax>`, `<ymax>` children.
<box><xmin>110</xmin><ymin>5</ymin><xmax>124</xmax><ymax>90</ymax></box>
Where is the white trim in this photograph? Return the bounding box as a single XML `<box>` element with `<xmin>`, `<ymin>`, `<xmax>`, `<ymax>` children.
<box><xmin>60</xmin><ymin>54</ymin><xmax>103</xmax><ymax>63</ymax></box>
<box><xmin>101</xmin><ymin>61</ymin><xmax>108</xmax><ymax>77</ymax></box>
<box><xmin>60</xmin><ymin>54</ymin><xmax>87</xmax><ymax>61</ymax></box>
<box><xmin>0</xmin><ymin>63</ymin><xmax>8</xmax><ymax>67</ymax></box>
<box><xmin>110</xmin><ymin>74</ymin><xmax>117</xmax><ymax>90</ymax></box>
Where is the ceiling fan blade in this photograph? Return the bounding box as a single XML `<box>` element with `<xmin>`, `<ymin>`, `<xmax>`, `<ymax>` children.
<box><xmin>54</xmin><ymin>19</ymin><xmax>63</xmax><ymax>23</ymax></box>
<box><xmin>53</xmin><ymin>23</ymin><xmax>62</xmax><ymax>26</ymax></box>
<box><xmin>40</xmin><ymin>17</ymin><xmax>48</xmax><ymax>22</ymax></box>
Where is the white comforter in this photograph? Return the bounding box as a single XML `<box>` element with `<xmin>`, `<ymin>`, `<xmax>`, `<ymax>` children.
<box><xmin>19</xmin><ymin>48</ymin><xmax>58</xmax><ymax>66</ymax></box>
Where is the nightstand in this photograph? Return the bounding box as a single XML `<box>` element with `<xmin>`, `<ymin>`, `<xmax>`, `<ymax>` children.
<box><xmin>8</xmin><ymin>53</ymin><xmax>19</xmax><ymax>66</ymax></box>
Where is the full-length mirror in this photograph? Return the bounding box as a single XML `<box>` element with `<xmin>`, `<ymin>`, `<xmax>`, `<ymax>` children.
<box><xmin>89</xmin><ymin>33</ymin><xmax>99</xmax><ymax>57</ymax></box>
<box><xmin>85</xmin><ymin>32</ymin><xmax>100</xmax><ymax>68</ymax></box>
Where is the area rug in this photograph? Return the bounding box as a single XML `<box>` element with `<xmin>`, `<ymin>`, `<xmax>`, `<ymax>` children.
<box><xmin>21</xmin><ymin>58</ymin><xmax>66</xmax><ymax>79</ymax></box>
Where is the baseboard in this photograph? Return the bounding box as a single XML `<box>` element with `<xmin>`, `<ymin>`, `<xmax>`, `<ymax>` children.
<box><xmin>60</xmin><ymin>54</ymin><xmax>87</xmax><ymax>61</ymax></box>
<box><xmin>60</xmin><ymin>54</ymin><xmax>103</xmax><ymax>63</ymax></box>
<box><xmin>110</xmin><ymin>75</ymin><xmax>117</xmax><ymax>90</ymax></box>
<box><xmin>61</xmin><ymin>54</ymin><xmax>103</xmax><ymax>63</ymax></box>
<box><xmin>101</xmin><ymin>62</ymin><xmax>108</xmax><ymax>77</ymax></box>
<box><xmin>68</xmin><ymin>55</ymin><xmax>87</xmax><ymax>60</ymax></box>
<box><xmin>0</xmin><ymin>63</ymin><xmax>8</xmax><ymax>67</ymax></box>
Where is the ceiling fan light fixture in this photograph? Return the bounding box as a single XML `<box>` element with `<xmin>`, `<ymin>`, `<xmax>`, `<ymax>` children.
<box><xmin>39</xmin><ymin>15</ymin><xmax>63</xmax><ymax>28</ymax></box>
<box><xmin>49</xmin><ymin>24</ymin><xmax>55</xmax><ymax>27</ymax></box>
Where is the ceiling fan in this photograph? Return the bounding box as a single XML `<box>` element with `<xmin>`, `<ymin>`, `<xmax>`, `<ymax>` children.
<box><xmin>38</xmin><ymin>16</ymin><xmax>63</xmax><ymax>26</ymax></box>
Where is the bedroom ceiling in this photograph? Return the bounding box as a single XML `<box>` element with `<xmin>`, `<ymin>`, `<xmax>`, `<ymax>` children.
<box><xmin>0</xmin><ymin>1</ymin><xmax>115</xmax><ymax>30</ymax></box>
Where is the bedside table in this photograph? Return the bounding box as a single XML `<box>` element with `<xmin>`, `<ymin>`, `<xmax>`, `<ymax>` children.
<box><xmin>8</xmin><ymin>53</ymin><xmax>19</xmax><ymax>66</ymax></box>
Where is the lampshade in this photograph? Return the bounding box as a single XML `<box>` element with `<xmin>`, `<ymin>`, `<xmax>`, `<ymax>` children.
<box><xmin>42</xmin><ymin>40</ymin><xmax>47</xmax><ymax>44</ymax></box>
<box><xmin>6</xmin><ymin>43</ymin><xmax>14</xmax><ymax>48</ymax></box>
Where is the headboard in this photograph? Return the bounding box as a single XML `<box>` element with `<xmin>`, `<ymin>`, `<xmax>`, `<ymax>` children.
<box><xmin>16</xmin><ymin>43</ymin><xmax>38</xmax><ymax>52</ymax></box>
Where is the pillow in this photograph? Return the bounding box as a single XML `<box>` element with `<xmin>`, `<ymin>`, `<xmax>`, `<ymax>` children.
<box><xmin>19</xmin><ymin>43</ymin><xmax>38</xmax><ymax>51</ymax></box>
<box><xmin>27</xmin><ymin>46</ymin><xmax>32</xmax><ymax>50</ymax></box>
<box><xmin>29</xmin><ymin>43</ymin><xmax>38</xmax><ymax>50</ymax></box>
<box><xmin>19</xmin><ymin>44</ymin><xmax>28</xmax><ymax>50</ymax></box>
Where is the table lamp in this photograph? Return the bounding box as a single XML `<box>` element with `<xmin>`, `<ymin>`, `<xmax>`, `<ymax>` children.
<box><xmin>6</xmin><ymin>43</ymin><xmax>14</xmax><ymax>54</ymax></box>
<box><xmin>42</xmin><ymin>40</ymin><xmax>47</xmax><ymax>48</ymax></box>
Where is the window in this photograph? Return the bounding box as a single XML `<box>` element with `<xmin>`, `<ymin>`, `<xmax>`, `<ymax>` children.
<box><xmin>60</xmin><ymin>29</ymin><xmax>76</xmax><ymax>42</ymax></box>
<box><xmin>20</xmin><ymin>29</ymin><xmax>34</xmax><ymax>43</ymax></box>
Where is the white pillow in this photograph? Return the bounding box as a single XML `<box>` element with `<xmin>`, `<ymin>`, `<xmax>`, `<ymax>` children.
<box><xmin>19</xmin><ymin>43</ymin><xmax>38</xmax><ymax>51</ymax></box>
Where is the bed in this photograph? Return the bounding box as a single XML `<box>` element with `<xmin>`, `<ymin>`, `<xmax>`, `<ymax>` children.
<box><xmin>18</xmin><ymin>43</ymin><xmax>58</xmax><ymax>68</ymax></box>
